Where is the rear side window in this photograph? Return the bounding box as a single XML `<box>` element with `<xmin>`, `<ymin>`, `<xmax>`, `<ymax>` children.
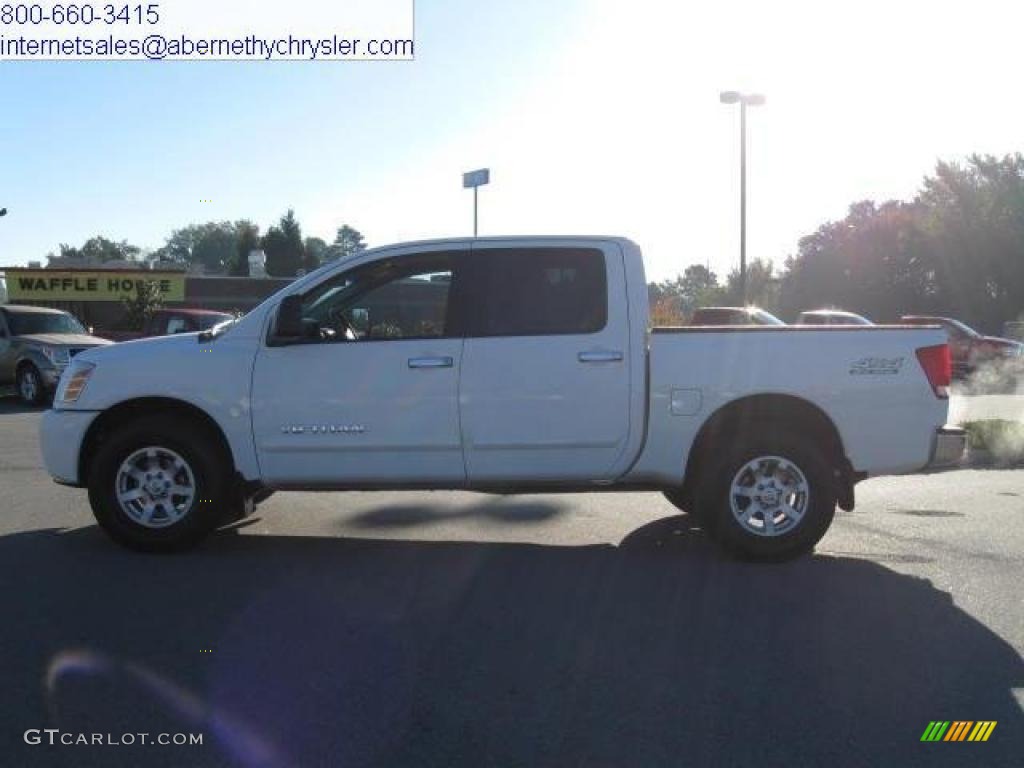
<box><xmin>470</xmin><ymin>248</ymin><xmax>607</xmax><ymax>336</ymax></box>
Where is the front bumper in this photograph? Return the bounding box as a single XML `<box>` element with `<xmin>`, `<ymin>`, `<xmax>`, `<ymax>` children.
<box><xmin>40</xmin><ymin>408</ymin><xmax>98</xmax><ymax>486</ymax></box>
<box><xmin>928</xmin><ymin>425</ymin><xmax>967</xmax><ymax>468</ymax></box>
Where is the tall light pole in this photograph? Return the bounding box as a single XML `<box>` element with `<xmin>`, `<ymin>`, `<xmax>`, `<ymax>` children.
<box><xmin>462</xmin><ymin>168</ymin><xmax>490</xmax><ymax>237</ymax></box>
<box><xmin>720</xmin><ymin>91</ymin><xmax>764</xmax><ymax>305</ymax></box>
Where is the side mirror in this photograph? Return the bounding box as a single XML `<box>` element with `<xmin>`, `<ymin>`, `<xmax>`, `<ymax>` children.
<box><xmin>275</xmin><ymin>295</ymin><xmax>305</xmax><ymax>339</ymax></box>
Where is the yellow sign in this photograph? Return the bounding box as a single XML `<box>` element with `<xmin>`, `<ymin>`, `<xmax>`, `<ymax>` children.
<box><xmin>4</xmin><ymin>270</ymin><xmax>185</xmax><ymax>302</ymax></box>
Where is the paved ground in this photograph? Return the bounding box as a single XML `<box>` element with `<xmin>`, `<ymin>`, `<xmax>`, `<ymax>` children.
<box><xmin>1</xmin><ymin>399</ymin><xmax>1021</xmax><ymax>767</ymax></box>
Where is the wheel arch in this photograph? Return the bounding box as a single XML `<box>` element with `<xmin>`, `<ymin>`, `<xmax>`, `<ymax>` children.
<box><xmin>79</xmin><ymin>397</ymin><xmax>236</xmax><ymax>486</ymax></box>
<box><xmin>681</xmin><ymin>393</ymin><xmax>857</xmax><ymax>511</ymax></box>
<box><xmin>15</xmin><ymin>354</ymin><xmax>45</xmax><ymax>376</ymax></box>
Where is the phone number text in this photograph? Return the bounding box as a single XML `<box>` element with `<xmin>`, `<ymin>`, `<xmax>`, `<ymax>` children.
<box><xmin>1</xmin><ymin>4</ymin><xmax>160</xmax><ymax>26</ymax></box>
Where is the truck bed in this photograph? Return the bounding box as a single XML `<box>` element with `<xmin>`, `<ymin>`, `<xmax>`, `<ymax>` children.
<box><xmin>625</xmin><ymin>324</ymin><xmax>950</xmax><ymax>483</ymax></box>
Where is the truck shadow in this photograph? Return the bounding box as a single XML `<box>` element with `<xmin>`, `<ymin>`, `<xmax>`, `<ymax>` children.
<box><xmin>0</xmin><ymin>395</ymin><xmax>48</xmax><ymax>414</ymax></box>
<box><xmin>0</xmin><ymin>525</ymin><xmax>1020</xmax><ymax>768</ymax></box>
<box><xmin>349</xmin><ymin>497</ymin><xmax>569</xmax><ymax>529</ymax></box>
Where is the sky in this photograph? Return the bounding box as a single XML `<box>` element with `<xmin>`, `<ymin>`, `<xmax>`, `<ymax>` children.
<box><xmin>2</xmin><ymin>0</ymin><xmax>1023</xmax><ymax>281</ymax></box>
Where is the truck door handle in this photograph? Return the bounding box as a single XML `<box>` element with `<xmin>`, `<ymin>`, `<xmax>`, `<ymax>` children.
<box><xmin>408</xmin><ymin>356</ymin><xmax>454</xmax><ymax>369</ymax></box>
<box><xmin>578</xmin><ymin>350</ymin><xmax>624</xmax><ymax>363</ymax></box>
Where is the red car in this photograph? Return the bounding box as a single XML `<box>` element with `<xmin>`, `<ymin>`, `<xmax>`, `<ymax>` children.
<box><xmin>98</xmin><ymin>308</ymin><xmax>235</xmax><ymax>342</ymax></box>
<box><xmin>900</xmin><ymin>315</ymin><xmax>1024</xmax><ymax>379</ymax></box>
<box><xmin>142</xmin><ymin>308</ymin><xmax>234</xmax><ymax>337</ymax></box>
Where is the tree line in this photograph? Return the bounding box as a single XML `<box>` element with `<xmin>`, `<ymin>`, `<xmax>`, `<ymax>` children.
<box><xmin>51</xmin><ymin>153</ymin><xmax>1024</xmax><ymax>332</ymax></box>
<box><xmin>650</xmin><ymin>153</ymin><xmax>1024</xmax><ymax>333</ymax></box>
<box><xmin>54</xmin><ymin>210</ymin><xmax>367</xmax><ymax>278</ymax></box>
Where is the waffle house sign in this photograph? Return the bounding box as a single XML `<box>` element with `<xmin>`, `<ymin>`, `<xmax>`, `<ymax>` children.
<box><xmin>6</xmin><ymin>270</ymin><xmax>185</xmax><ymax>302</ymax></box>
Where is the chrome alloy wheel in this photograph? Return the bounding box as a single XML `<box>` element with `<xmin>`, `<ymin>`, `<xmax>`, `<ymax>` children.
<box><xmin>729</xmin><ymin>455</ymin><xmax>810</xmax><ymax>537</ymax></box>
<box><xmin>114</xmin><ymin>446</ymin><xmax>197</xmax><ymax>529</ymax></box>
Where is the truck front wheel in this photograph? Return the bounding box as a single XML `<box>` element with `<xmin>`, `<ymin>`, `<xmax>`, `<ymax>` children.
<box><xmin>697</xmin><ymin>435</ymin><xmax>836</xmax><ymax>562</ymax></box>
<box><xmin>17</xmin><ymin>364</ymin><xmax>46</xmax><ymax>406</ymax></box>
<box><xmin>87</xmin><ymin>415</ymin><xmax>232</xmax><ymax>552</ymax></box>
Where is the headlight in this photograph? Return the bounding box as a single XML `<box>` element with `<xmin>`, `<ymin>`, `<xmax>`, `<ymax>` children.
<box><xmin>56</xmin><ymin>362</ymin><xmax>95</xmax><ymax>403</ymax></box>
<box><xmin>40</xmin><ymin>346</ymin><xmax>70</xmax><ymax>367</ymax></box>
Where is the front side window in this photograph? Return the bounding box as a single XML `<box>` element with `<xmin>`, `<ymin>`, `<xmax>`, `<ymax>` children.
<box><xmin>300</xmin><ymin>253</ymin><xmax>458</xmax><ymax>342</ymax></box>
<box><xmin>470</xmin><ymin>248</ymin><xmax>607</xmax><ymax>337</ymax></box>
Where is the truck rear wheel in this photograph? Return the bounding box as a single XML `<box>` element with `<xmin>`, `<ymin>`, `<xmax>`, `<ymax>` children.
<box><xmin>662</xmin><ymin>488</ymin><xmax>689</xmax><ymax>514</ymax></box>
<box><xmin>87</xmin><ymin>414</ymin><xmax>233</xmax><ymax>552</ymax></box>
<box><xmin>696</xmin><ymin>434</ymin><xmax>836</xmax><ymax>562</ymax></box>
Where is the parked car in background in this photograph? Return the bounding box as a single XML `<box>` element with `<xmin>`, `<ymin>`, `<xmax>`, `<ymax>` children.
<box><xmin>1004</xmin><ymin>321</ymin><xmax>1024</xmax><ymax>343</ymax></box>
<box><xmin>900</xmin><ymin>315</ymin><xmax>1024</xmax><ymax>379</ymax></box>
<box><xmin>142</xmin><ymin>308</ymin><xmax>234</xmax><ymax>337</ymax></box>
<box><xmin>41</xmin><ymin>236</ymin><xmax>962</xmax><ymax>561</ymax></box>
<box><xmin>796</xmin><ymin>309</ymin><xmax>873</xmax><ymax>326</ymax></box>
<box><xmin>98</xmin><ymin>308</ymin><xmax>235</xmax><ymax>342</ymax></box>
<box><xmin>0</xmin><ymin>305</ymin><xmax>111</xmax><ymax>405</ymax></box>
<box><xmin>690</xmin><ymin>306</ymin><xmax>786</xmax><ymax>326</ymax></box>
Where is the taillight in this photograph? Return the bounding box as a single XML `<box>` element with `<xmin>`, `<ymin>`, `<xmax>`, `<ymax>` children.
<box><xmin>915</xmin><ymin>344</ymin><xmax>951</xmax><ymax>398</ymax></box>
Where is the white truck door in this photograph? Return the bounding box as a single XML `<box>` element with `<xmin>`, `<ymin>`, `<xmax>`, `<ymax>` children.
<box><xmin>251</xmin><ymin>250</ymin><xmax>468</xmax><ymax>486</ymax></box>
<box><xmin>459</xmin><ymin>243</ymin><xmax>632</xmax><ymax>483</ymax></box>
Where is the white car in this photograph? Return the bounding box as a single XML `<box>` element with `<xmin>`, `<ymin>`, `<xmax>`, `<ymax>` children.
<box><xmin>796</xmin><ymin>309</ymin><xmax>874</xmax><ymax>326</ymax></box>
<box><xmin>40</xmin><ymin>236</ymin><xmax>964</xmax><ymax>561</ymax></box>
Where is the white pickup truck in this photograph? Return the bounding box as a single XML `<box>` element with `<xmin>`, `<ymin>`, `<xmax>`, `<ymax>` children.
<box><xmin>40</xmin><ymin>237</ymin><xmax>965</xmax><ymax>560</ymax></box>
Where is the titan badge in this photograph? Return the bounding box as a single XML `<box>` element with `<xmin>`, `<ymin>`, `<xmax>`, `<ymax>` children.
<box><xmin>280</xmin><ymin>425</ymin><xmax>367</xmax><ymax>434</ymax></box>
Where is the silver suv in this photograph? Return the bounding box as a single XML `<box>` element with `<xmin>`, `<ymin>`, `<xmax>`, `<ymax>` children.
<box><xmin>0</xmin><ymin>305</ymin><xmax>111</xmax><ymax>405</ymax></box>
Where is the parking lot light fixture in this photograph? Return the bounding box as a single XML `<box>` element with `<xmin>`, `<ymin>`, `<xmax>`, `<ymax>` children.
<box><xmin>720</xmin><ymin>91</ymin><xmax>765</xmax><ymax>305</ymax></box>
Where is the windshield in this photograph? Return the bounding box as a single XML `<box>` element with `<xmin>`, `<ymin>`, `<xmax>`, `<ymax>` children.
<box><xmin>197</xmin><ymin>313</ymin><xmax>234</xmax><ymax>330</ymax></box>
<box><xmin>751</xmin><ymin>309</ymin><xmax>785</xmax><ymax>325</ymax></box>
<box><xmin>5</xmin><ymin>310</ymin><xmax>86</xmax><ymax>336</ymax></box>
<box><xmin>944</xmin><ymin>318</ymin><xmax>980</xmax><ymax>338</ymax></box>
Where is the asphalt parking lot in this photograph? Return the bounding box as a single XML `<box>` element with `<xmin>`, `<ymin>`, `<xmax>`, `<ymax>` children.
<box><xmin>1</xmin><ymin>399</ymin><xmax>1021</xmax><ymax>767</ymax></box>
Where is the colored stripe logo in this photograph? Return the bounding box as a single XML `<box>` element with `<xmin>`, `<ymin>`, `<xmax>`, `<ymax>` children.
<box><xmin>921</xmin><ymin>721</ymin><xmax>996</xmax><ymax>742</ymax></box>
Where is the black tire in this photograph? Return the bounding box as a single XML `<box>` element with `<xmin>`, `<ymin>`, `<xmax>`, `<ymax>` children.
<box><xmin>662</xmin><ymin>487</ymin><xmax>712</xmax><ymax>525</ymax></box>
<box><xmin>16</xmin><ymin>364</ymin><xmax>47</xmax><ymax>406</ymax></box>
<box><xmin>696</xmin><ymin>434</ymin><xmax>836</xmax><ymax>562</ymax></box>
<box><xmin>87</xmin><ymin>414</ymin><xmax>235</xmax><ymax>552</ymax></box>
<box><xmin>662</xmin><ymin>488</ymin><xmax>689</xmax><ymax>514</ymax></box>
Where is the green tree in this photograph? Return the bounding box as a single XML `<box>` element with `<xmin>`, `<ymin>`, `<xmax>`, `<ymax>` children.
<box><xmin>232</xmin><ymin>221</ymin><xmax>260</xmax><ymax>277</ymax></box>
<box><xmin>324</xmin><ymin>224</ymin><xmax>367</xmax><ymax>262</ymax></box>
<box><xmin>648</xmin><ymin>264</ymin><xmax>725</xmax><ymax>320</ymax></box>
<box><xmin>915</xmin><ymin>155</ymin><xmax>1024</xmax><ymax>330</ymax></box>
<box><xmin>262</xmin><ymin>209</ymin><xmax>305</xmax><ymax>277</ymax></box>
<box><xmin>157</xmin><ymin>222</ymin><xmax>239</xmax><ymax>273</ymax></box>
<box><xmin>119</xmin><ymin>279</ymin><xmax>164</xmax><ymax>330</ymax></box>
<box><xmin>776</xmin><ymin>153</ymin><xmax>1024</xmax><ymax>330</ymax></box>
<box><xmin>778</xmin><ymin>200</ymin><xmax>931</xmax><ymax>322</ymax></box>
<box><xmin>723</xmin><ymin>259</ymin><xmax>778</xmax><ymax>310</ymax></box>
<box><xmin>56</xmin><ymin>236</ymin><xmax>140</xmax><ymax>264</ymax></box>
<box><xmin>303</xmin><ymin>236</ymin><xmax>327</xmax><ymax>273</ymax></box>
